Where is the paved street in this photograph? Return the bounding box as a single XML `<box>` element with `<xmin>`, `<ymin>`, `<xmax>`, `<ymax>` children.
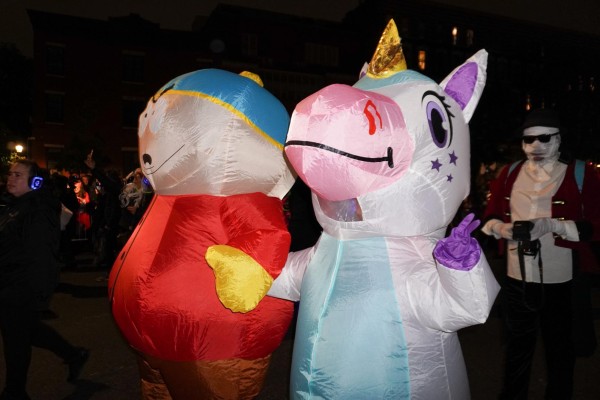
<box><xmin>1</xmin><ymin>251</ymin><xmax>599</xmax><ymax>399</ymax></box>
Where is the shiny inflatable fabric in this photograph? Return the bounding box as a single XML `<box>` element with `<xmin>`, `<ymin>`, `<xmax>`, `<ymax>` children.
<box><xmin>269</xmin><ymin>20</ymin><xmax>500</xmax><ymax>400</ymax></box>
<box><xmin>109</xmin><ymin>68</ymin><xmax>296</xmax><ymax>398</ymax></box>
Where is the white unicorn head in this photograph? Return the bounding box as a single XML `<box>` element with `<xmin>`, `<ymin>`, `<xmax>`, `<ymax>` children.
<box><xmin>285</xmin><ymin>20</ymin><xmax>487</xmax><ymax>238</ymax></box>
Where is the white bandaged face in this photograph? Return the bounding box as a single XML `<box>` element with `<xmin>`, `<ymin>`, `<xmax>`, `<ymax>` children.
<box><xmin>522</xmin><ymin>126</ymin><xmax>560</xmax><ymax>163</ymax></box>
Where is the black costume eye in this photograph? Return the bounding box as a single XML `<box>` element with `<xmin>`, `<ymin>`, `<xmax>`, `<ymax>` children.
<box><xmin>422</xmin><ymin>91</ymin><xmax>454</xmax><ymax>148</ymax></box>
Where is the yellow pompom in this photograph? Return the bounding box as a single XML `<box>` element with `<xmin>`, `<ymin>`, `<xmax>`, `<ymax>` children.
<box><xmin>239</xmin><ymin>71</ymin><xmax>264</xmax><ymax>87</ymax></box>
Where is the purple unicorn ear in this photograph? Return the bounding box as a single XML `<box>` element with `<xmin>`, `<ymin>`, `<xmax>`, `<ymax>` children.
<box><xmin>440</xmin><ymin>50</ymin><xmax>487</xmax><ymax>123</ymax></box>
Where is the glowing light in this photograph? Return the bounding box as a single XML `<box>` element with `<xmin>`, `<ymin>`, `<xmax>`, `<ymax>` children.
<box><xmin>418</xmin><ymin>50</ymin><xmax>426</xmax><ymax>70</ymax></box>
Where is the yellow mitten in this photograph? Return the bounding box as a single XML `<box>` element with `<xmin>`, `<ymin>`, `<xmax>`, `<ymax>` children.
<box><xmin>205</xmin><ymin>245</ymin><xmax>274</xmax><ymax>313</ymax></box>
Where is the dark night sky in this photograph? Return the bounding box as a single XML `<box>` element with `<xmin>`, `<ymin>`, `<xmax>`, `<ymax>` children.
<box><xmin>1</xmin><ymin>0</ymin><xmax>360</xmax><ymax>56</ymax></box>
<box><xmin>2</xmin><ymin>0</ymin><xmax>600</xmax><ymax>57</ymax></box>
<box><xmin>433</xmin><ymin>0</ymin><xmax>600</xmax><ymax>36</ymax></box>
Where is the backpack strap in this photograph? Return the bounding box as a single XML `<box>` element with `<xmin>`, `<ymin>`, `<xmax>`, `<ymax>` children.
<box><xmin>508</xmin><ymin>160</ymin><xmax>520</xmax><ymax>177</ymax></box>
<box><xmin>506</xmin><ymin>160</ymin><xmax>524</xmax><ymax>184</ymax></box>
<box><xmin>574</xmin><ymin>159</ymin><xmax>585</xmax><ymax>193</ymax></box>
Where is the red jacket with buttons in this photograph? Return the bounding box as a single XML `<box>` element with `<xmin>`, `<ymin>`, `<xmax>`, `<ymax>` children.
<box><xmin>483</xmin><ymin>159</ymin><xmax>600</xmax><ymax>274</ymax></box>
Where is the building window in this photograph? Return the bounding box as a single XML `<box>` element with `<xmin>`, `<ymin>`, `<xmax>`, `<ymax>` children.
<box><xmin>46</xmin><ymin>44</ymin><xmax>65</xmax><ymax>76</ymax></box>
<box><xmin>525</xmin><ymin>94</ymin><xmax>532</xmax><ymax>111</ymax></box>
<box><xmin>45</xmin><ymin>92</ymin><xmax>65</xmax><ymax>123</ymax></box>
<box><xmin>418</xmin><ymin>50</ymin><xmax>426</xmax><ymax>71</ymax></box>
<box><xmin>304</xmin><ymin>43</ymin><xmax>339</xmax><ymax>67</ymax></box>
<box><xmin>122</xmin><ymin>97</ymin><xmax>146</xmax><ymax>128</ymax></box>
<box><xmin>451</xmin><ymin>27</ymin><xmax>458</xmax><ymax>45</ymax></box>
<box><xmin>44</xmin><ymin>144</ymin><xmax>65</xmax><ymax>170</ymax></box>
<box><xmin>122</xmin><ymin>52</ymin><xmax>145</xmax><ymax>83</ymax></box>
<box><xmin>466</xmin><ymin>30</ymin><xmax>474</xmax><ymax>47</ymax></box>
<box><xmin>242</xmin><ymin>33</ymin><xmax>258</xmax><ymax>56</ymax></box>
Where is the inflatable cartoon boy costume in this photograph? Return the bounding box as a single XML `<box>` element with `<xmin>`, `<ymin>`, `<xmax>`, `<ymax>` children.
<box><xmin>269</xmin><ymin>20</ymin><xmax>500</xmax><ymax>399</ymax></box>
<box><xmin>109</xmin><ymin>69</ymin><xmax>295</xmax><ymax>399</ymax></box>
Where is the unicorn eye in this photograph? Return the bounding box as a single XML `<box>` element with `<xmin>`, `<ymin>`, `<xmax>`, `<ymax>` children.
<box><xmin>422</xmin><ymin>91</ymin><xmax>453</xmax><ymax>148</ymax></box>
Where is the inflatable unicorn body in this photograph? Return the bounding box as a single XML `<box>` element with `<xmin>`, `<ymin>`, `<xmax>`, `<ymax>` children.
<box><xmin>109</xmin><ymin>69</ymin><xmax>295</xmax><ymax>399</ymax></box>
<box><xmin>269</xmin><ymin>20</ymin><xmax>500</xmax><ymax>399</ymax></box>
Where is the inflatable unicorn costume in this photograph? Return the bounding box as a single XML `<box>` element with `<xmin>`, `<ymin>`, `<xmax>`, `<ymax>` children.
<box><xmin>269</xmin><ymin>20</ymin><xmax>500</xmax><ymax>399</ymax></box>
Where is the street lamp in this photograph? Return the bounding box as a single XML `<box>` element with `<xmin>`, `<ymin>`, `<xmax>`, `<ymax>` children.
<box><xmin>8</xmin><ymin>142</ymin><xmax>26</xmax><ymax>162</ymax></box>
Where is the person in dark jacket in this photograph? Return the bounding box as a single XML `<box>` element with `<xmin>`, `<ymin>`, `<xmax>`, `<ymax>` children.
<box><xmin>50</xmin><ymin>171</ymin><xmax>79</xmax><ymax>269</ymax></box>
<box><xmin>83</xmin><ymin>153</ymin><xmax>124</xmax><ymax>275</ymax></box>
<box><xmin>0</xmin><ymin>160</ymin><xmax>89</xmax><ymax>400</ymax></box>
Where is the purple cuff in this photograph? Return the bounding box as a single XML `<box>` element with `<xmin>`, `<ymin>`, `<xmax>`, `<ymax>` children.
<box><xmin>433</xmin><ymin>236</ymin><xmax>481</xmax><ymax>271</ymax></box>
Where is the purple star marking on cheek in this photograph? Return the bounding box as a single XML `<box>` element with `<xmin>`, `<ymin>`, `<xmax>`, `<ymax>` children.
<box><xmin>431</xmin><ymin>158</ymin><xmax>442</xmax><ymax>171</ymax></box>
<box><xmin>449</xmin><ymin>151</ymin><xmax>458</xmax><ymax>165</ymax></box>
<box><xmin>447</xmin><ymin>174</ymin><xmax>453</xmax><ymax>182</ymax></box>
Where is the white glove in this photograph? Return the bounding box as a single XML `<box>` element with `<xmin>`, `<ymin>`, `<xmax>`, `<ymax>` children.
<box><xmin>529</xmin><ymin>218</ymin><xmax>569</xmax><ymax>240</ymax></box>
<box><xmin>483</xmin><ymin>219</ymin><xmax>513</xmax><ymax>240</ymax></box>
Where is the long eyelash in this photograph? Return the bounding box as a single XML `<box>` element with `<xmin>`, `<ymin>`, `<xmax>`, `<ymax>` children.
<box><xmin>440</xmin><ymin>96</ymin><xmax>454</xmax><ymax>146</ymax></box>
<box><xmin>441</xmin><ymin>97</ymin><xmax>454</xmax><ymax>119</ymax></box>
<box><xmin>422</xmin><ymin>91</ymin><xmax>454</xmax><ymax>118</ymax></box>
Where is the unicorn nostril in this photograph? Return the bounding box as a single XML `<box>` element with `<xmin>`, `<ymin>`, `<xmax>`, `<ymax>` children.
<box><xmin>142</xmin><ymin>154</ymin><xmax>152</xmax><ymax>165</ymax></box>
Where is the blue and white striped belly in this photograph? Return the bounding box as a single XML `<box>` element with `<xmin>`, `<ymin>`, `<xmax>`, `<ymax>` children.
<box><xmin>291</xmin><ymin>233</ymin><xmax>410</xmax><ymax>399</ymax></box>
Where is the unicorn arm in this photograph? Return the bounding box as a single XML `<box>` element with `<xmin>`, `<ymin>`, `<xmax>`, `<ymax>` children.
<box><xmin>267</xmin><ymin>245</ymin><xmax>317</xmax><ymax>302</ymax></box>
<box><xmin>404</xmin><ymin>255</ymin><xmax>500</xmax><ymax>332</ymax></box>
<box><xmin>436</xmin><ymin>255</ymin><xmax>500</xmax><ymax>328</ymax></box>
<box><xmin>430</xmin><ymin>214</ymin><xmax>500</xmax><ymax>329</ymax></box>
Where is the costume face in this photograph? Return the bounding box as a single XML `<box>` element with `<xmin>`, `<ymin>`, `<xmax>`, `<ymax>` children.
<box><xmin>137</xmin><ymin>69</ymin><xmax>294</xmax><ymax>198</ymax></box>
<box><xmin>521</xmin><ymin>126</ymin><xmax>561</xmax><ymax>163</ymax></box>
<box><xmin>285</xmin><ymin>46</ymin><xmax>488</xmax><ymax>237</ymax></box>
<box><xmin>6</xmin><ymin>163</ymin><xmax>32</xmax><ymax>198</ymax></box>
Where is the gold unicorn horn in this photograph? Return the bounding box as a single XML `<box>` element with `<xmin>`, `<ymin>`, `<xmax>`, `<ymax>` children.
<box><xmin>367</xmin><ymin>19</ymin><xmax>407</xmax><ymax>79</ymax></box>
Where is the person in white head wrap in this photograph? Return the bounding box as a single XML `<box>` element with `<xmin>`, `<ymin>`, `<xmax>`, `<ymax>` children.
<box><xmin>482</xmin><ymin>108</ymin><xmax>600</xmax><ymax>399</ymax></box>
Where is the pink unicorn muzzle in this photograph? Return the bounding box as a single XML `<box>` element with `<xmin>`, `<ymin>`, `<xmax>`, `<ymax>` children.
<box><xmin>285</xmin><ymin>84</ymin><xmax>414</xmax><ymax>201</ymax></box>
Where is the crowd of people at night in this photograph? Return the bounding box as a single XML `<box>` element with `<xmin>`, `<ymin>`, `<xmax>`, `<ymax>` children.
<box><xmin>0</xmin><ymin>154</ymin><xmax>156</xmax><ymax>399</ymax></box>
